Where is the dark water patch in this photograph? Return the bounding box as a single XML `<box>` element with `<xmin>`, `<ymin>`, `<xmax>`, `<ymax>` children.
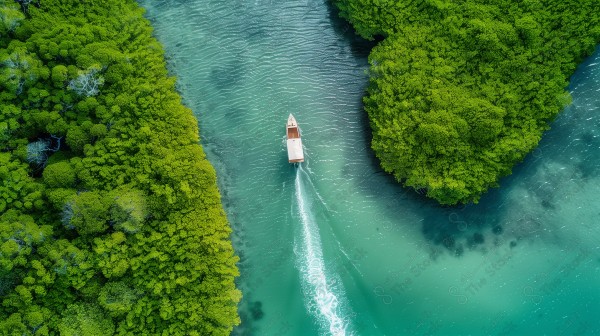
<box><xmin>209</xmin><ymin>59</ymin><xmax>247</xmax><ymax>89</ymax></box>
<box><xmin>472</xmin><ymin>232</ymin><xmax>485</xmax><ymax>244</ymax></box>
<box><xmin>541</xmin><ymin>199</ymin><xmax>555</xmax><ymax>210</ymax></box>
<box><xmin>492</xmin><ymin>225</ymin><xmax>503</xmax><ymax>235</ymax></box>
<box><xmin>224</xmin><ymin>107</ymin><xmax>248</xmax><ymax>122</ymax></box>
<box><xmin>250</xmin><ymin>301</ymin><xmax>264</xmax><ymax>320</ymax></box>
<box><xmin>325</xmin><ymin>1</ymin><xmax>379</xmax><ymax>59</ymax></box>
<box><xmin>454</xmin><ymin>244</ymin><xmax>464</xmax><ymax>257</ymax></box>
<box><xmin>233</xmin><ymin>297</ymin><xmax>261</xmax><ymax>336</ymax></box>
<box><xmin>242</xmin><ymin>13</ymin><xmax>270</xmax><ymax>42</ymax></box>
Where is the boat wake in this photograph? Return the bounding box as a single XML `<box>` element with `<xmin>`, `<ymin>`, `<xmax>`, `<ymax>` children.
<box><xmin>294</xmin><ymin>165</ymin><xmax>351</xmax><ymax>336</ymax></box>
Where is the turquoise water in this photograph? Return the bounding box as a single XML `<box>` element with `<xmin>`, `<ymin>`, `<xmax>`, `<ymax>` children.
<box><xmin>139</xmin><ymin>0</ymin><xmax>600</xmax><ymax>334</ymax></box>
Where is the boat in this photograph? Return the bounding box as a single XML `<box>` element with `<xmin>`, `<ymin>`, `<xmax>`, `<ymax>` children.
<box><xmin>286</xmin><ymin>114</ymin><xmax>304</xmax><ymax>163</ymax></box>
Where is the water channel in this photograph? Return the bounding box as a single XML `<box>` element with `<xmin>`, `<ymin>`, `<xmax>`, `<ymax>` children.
<box><xmin>140</xmin><ymin>0</ymin><xmax>600</xmax><ymax>334</ymax></box>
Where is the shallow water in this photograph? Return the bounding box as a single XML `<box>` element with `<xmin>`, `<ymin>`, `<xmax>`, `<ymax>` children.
<box><xmin>139</xmin><ymin>0</ymin><xmax>600</xmax><ymax>334</ymax></box>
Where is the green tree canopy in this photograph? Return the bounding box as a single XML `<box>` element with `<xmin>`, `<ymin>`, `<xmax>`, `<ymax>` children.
<box><xmin>43</xmin><ymin>161</ymin><xmax>76</xmax><ymax>188</ymax></box>
<box><xmin>65</xmin><ymin>191</ymin><xmax>110</xmax><ymax>235</ymax></box>
<box><xmin>0</xmin><ymin>0</ymin><xmax>240</xmax><ymax>334</ymax></box>
<box><xmin>334</xmin><ymin>0</ymin><xmax>600</xmax><ymax>204</ymax></box>
<box><xmin>58</xmin><ymin>303</ymin><xmax>114</xmax><ymax>336</ymax></box>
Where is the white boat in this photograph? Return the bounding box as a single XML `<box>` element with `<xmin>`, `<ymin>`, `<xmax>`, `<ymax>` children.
<box><xmin>286</xmin><ymin>114</ymin><xmax>304</xmax><ymax>163</ymax></box>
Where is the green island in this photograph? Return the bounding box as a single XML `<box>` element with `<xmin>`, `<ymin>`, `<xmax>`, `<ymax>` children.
<box><xmin>333</xmin><ymin>0</ymin><xmax>600</xmax><ymax>204</ymax></box>
<box><xmin>0</xmin><ymin>0</ymin><xmax>240</xmax><ymax>334</ymax></box>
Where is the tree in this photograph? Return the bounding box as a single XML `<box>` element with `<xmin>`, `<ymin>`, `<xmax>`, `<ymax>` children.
<box><xmin>68</xmin><ymin>67</ymin><xmax>105</xmax><ymax>97</ymax></box>
<box><xmin>98</xmin><ymin>281</ymin><xmax>139</xmax><ymax>317</ymax></box>
<box><xmin>51</xmin><ymin>65</ymin><xmax>68</xmax><ymax>87</ymax></box>
<box><xmin>65</xmin><ymin>126</ymin><xmax>89</xmax><ymax>153</ymax></box>
<box><xmin>0</xmin><ymin>313</ymin><xmax>27</xmax><ymax>335</ymax></box>
<box><xmin>0</xmin><ymin>49</ymin><xmax>46</xmax><ymax>95</ymax></box>
<box><xmin>0</xmin><ymin>3</ymin><xmax>24</xmax><ymax>36</ymax></box>
<box><xmin>58</xmin><ymin>303</ymin><xmax>114</xmax><ymax>336</ymax></box>
<box><xmin>89</xmin><ymin>124</ymin><xmax>107</xmax><ymax>138</ymax></box>
<box><xmin>26</xmin><ymin>139</ymin><xmax>50</xmax><ymax>166</ymax></box>
<box><xmin>110</xmin><ymin>188</ymin><xmax>147</xmax><ymax>234</ymax></box>
<box><xmin>66</xmin><ymin>191</ymin><xmax>110</xmax><ymax>235</ymax></box>
<box><xmin>43</xmin><ymin>161</ymin><xmax>76</xmax><ymax>188</ymax></box>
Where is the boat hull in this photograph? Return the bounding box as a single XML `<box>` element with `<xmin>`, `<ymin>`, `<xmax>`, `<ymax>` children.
<box><xmin>286</xmin><ymin>114</ymin><xmax>304</xmax><ymax>163</ymax></box>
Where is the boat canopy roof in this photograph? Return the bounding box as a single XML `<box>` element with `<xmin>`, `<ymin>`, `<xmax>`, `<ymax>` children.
<box><xmin>287</xmin><ymin>138</ymin><xmax>304</xmax><ymax>162</ymax></box>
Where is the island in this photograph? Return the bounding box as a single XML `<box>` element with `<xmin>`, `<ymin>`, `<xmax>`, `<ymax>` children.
<box><xmin>332</xmin><ymin>0</ymin><xmax>600</xmax><ymax>204</ymax></box>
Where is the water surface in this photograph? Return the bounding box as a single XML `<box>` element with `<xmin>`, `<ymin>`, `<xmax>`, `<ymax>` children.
<box><xmin>140</xmin><ymin>0</ymin><xmax>600</xmax><ymax>334</ymax></box>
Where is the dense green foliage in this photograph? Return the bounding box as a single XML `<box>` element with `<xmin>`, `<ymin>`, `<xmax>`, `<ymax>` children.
<box><xmin>0</xmin><ymin>0</ymin><xmax>240</xmax><ymax>334</ymax></box>
<box><xmin>333</xmin><ymin>0</ymin><xmax>600</xmax><ymax>204</ymax></box>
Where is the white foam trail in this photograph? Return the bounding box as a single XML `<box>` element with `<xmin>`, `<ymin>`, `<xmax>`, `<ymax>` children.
<box><xmin>295</xmin><ymin>166</ymin><xmax>349</xmax><ymax>336</ymax></box>
<box><xmin>302</xmin><ymin>166</ymin><xmax>335</xmax><ymax>213</ymax></box>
